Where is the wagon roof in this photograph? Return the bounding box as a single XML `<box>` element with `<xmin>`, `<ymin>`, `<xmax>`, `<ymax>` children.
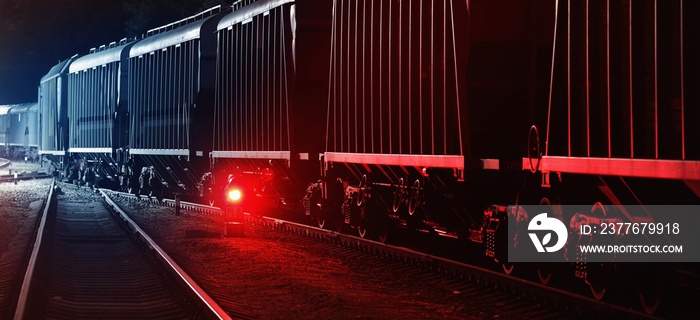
<box><xmin>0</xmin><ymin>102</ymin><xmax>37</xmax><ymax>115</ymax></box>
<box><xmin>70</xmin><ymin>42</ymin><xmax>134</xmax><ymax>73</ymax></box>
<box><xmin>40</xmin><ymin>59</ymin><xmax>72</xmax><ymax>83</ymax></box>
<box><xmin>129</xmin><ymin>19</ymin><xmax>208</xmax><ymax>57</ymax></box>
<box><xmin>218</xmin><ymin>0</ymin><xmax>293</xmax><ymax>31</ymax></box>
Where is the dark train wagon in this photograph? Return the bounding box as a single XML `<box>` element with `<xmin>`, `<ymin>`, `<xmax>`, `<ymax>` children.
<box><xmin>8</xmin><ymin>103</ymin><xmax>39</xmax><ymax>149</ymax></box>
<box><xmin>511</xmin><ymin>0</ymin><xmax>700</xmax><ymax>306</ymax></box>
<box><xmin>67</xmin><ymin>40</ymin><xmax>136</xmax><ymax>182</ymax></box>
<box><xmin>315</xmin><ymin>0</ymin><xmax>699</xmax><ymax>307</ymax></box>
<box><xmin>0</xmin><ymin>105</ymin><xmax>9</xmax><ymax>150</ymax></box>
<box><xmin>319</xmin><ymin>0</ymin><xmax>484</xmax><ymax>238</ymax></box>
<box><xmin>38</xmin><ymin>58</ymin><xmax>74</xmax><ymax>162</ymax></box>
<box><xmin>0</xmin><ymin>103</ymin><xmax>38</xmax><ymax>158</ymax></box>
<box><xmin>210</xmin><ymin>0</ymin><xmax>332</xmax><ymax>210</ymax></box>
<box><xmin>127</xmin><ymin>6</ymin><xmax>227</xmax><ymax>195</ymax></box>
<box><xmin>525</xmin><ymin>0</ymin><xmax>700</xmax><ymax>187</ymax></box>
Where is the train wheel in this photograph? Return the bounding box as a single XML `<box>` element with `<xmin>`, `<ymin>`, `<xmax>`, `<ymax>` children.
<box><xmin>586</xmin><ymin>263</ymin><xmax>609</xmax><ymax>300</ymax></box>
<box><xmin>537</xmin><ymin>267</ymin><xmax>552</xmax><ymax>285</ymax></box>
<box><xmin>586</xmin><ymin>203</ymin><xmax>610</xmax><ymax>300</ymax></box>
<box><xmin>637</xmin><ymin>267</ymin><xmax>665</xmax><ymax>314</ymax></box>
<box><xmin>639</xmin><ymin>292</ymin><xmax>661</xmax><ymax>314</ymax></box>
<box><xmin>590</xmin><ymin>287</ymin><xmax>606</xmax><ymax>301</ymax></box>
<box><xmin>392</xmin><ymin>178</ymin><xmax>405</xmax><ymax>213</ymax></box>
<box><xmin>357</xmin><ymin>174</ymin><xmax>368</xmax><ymax>206</ymax></box>
<box><xmin>375</xmin><ymin>209</ymin><xmax>393</xmax><ymax>243</ymax></box>
<box><xmin>357</xmin><ymin>202</ymin><xmax>369</xmax><ymax>238</ymax></box>
<box><xmin>527</xmin><ymin>125</ymin><xmax>541</xmax><ymax>173</ymax></box>
<box><xmin>357</xmin><ymin>225</ymin><xmax>367</xmax><ymax>238</ymax></box>
<box><xmin>502</xmin><ymin>262</ymin><xmax>515</xmax><ymax>275</ymax></box>
<box><xmin>318</xmin><ymin>210</ymin><xmax>344</xmax><ymax>232</ymax></box>
<box><xmin>319</xmin><ymin>216</ymin><xmax>344</xmax><ymax>232</ymax></box>
<box><xmin>332</xmin><ymin>214</ymin><xmax>344</xmax><ymax>232</ymax></box>
<box><xmin>377</xmin><ymin>222</ymin><xmax>390</xmax><ymax>243</ymax></box>
<box><xmin>535</xmin><ymin>197</ymin><xmax>560</xmax><ymax>285</ymax></box>
<box><xmin>408</xmin><ymin>179</ymin><xmax>421</xmax><ymax>215</ymax></box>
<box><xmin>317</xmin><ymin>218</ymin><xmax>343</xmax><ymax>232</ymax></box>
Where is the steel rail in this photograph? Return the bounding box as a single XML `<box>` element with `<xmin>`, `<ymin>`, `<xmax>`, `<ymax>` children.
<box><xmin>108</xmin><ymin>190</ymin><xmax>663</xmax><ymax>319</ymax></box>
<box><xmin>13</xmin><ymin>181</ymin><xmax>54</xmax><ymax>320</ymax></box>
<box><xmin>100</xmin><ymin>189</ymin><xmax>231</xmax><ymax>320</ymax></box>
<box><xmin>248</xmin><ymin>215</ymin><xmax>661</xmax><ymax>320</ymax></box>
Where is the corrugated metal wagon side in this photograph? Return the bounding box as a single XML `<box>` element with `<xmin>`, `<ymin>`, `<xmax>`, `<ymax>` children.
<box><xmin>127</xmin><ymin>6</ymin><xmax>227</xmax><ymax>195</ymax></box>
<box><xmin>528</xmin><ymin>1</ymin><xmax>700</xmax><ymax>185</ymax></box>
<box><xmin>38</xmin><ymin>59</ymin><xmax>73</xmax><ymax>159</ymax></box>
<box><xmin>210</xmin><ymin>0</ymin><xmax>332</xmax><ymax>210</ymax></box>
<box><xmin>0</xmin><ymin>106</ymin><xmax>8</xmax><ymax>150</ymax></box>
<box><xmin>324</xmin><ymin>0</ymin><xmax>468</xmax><ymax>172</ymax></box>
<box><xmin>67</xmin><ymin>41</ymin><xmax>135</xmax><ymax>176</ymax></box>
<box><xmin>510</xmin><ymin>1</ymin><xmax>700</xmax><ymax>304</ymax></box>
<box><xmin>0</xmin><ymin>103</ymin><xmax>38</xmax><ymax>159</ymax></box>
<box><xmin>9</xmin><ymin>103</ymin><xmax>39</xmax><ymax>149</ymax></box>
<box><xmin>318</xmin><ymin>0</ymin><xmax>474</xmax><ymax>239</ymax></box>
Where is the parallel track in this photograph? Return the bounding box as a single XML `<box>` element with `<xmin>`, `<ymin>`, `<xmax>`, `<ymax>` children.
<box><xmin>0</xmin><ymin>172</ymin><xmax>49</xmax><ymax>183</ymax></box>
<box><xmin>107</xmin><ymin>191</ymin><xmax>660</xmax><ymax>319</ymax></box>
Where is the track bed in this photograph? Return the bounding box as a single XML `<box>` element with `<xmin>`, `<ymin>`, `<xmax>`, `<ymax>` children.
<box><xmin>17</xmin><ymin>186</ymin><xmax>220</xmax><ymax>319</ymax></box>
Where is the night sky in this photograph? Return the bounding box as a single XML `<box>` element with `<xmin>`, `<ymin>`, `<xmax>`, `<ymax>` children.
<box><xmin>0</xmin><ymin>0</ymin><xmax>221</xmax><ymax>105</ymax></box>
<box><xmin>0</xmin><ymin>0</ymin><xmax>126</xmax><ymax>104</ymax></box>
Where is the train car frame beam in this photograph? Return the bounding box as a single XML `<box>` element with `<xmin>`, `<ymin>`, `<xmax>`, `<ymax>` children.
<box><xmin>130</xmin><ymin>149</ymin><xmax>190</xmax><ymax>156</ymax></box>
<box><xmin>38</xmin><ymin>151</ymin><xmax>66</xmax><ymax>156</ymax></box>
<box><xmin>524</xmin><ymin>156</ymin><xmax>700</xmax><ymax>181</ymax></box>
<box><xmin>210</xmin><ymin>150</ymin><xmax>292</xmax><ymax>161</ymax></box>
<box><xmin>325</xmin><ymin>152</ymin><xmax>464</xmax><ymax>171</ymax></box>
<box><xmin>69</xmin><ymin>148</ymin><xmax>112</xmax><ymax>154</ymax></box>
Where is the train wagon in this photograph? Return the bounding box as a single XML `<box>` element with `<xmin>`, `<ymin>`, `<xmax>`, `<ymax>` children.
<box><xmin>315</xmin><ymin>0</ymin><xmax>482</xmax><ymax>240</ymax></box>
<box><xmin>126</xmin><ymin>6</ymin><xmax>228</xmax><ymax>196</ymax></box>
<box><xmin>0</xmin><ymin>103</ymin><xmax>39</xmax><ymax>159</ymax></box>
<box><xmin>38</xmin><ymin>58</ymin><xmax>74</xmax><ymax>162</ymax></box>
<box><xmin>309</xmin><ymin>0</ymin><xmax>699</xmax><ymax>309</ymax></box>
<box><xmin>0</xmin><ymin>105</ymin><xmax>10</xmax><ymax>151</ymax></box>
<box><xmin>67</xmin><ymin>39</ymin><xmax>136</xmax><ymax>184</ymax></box>
<box><xmin>525</xmin><ymin>0</ymin><xmax>700</xmax><ymax>187</ymax></box>
<box><xmin>209</xmin><ymin>0</ymin><xmax>332</xmax><ymax>210</ymax></box>
<box><xmin>510</xmin><ymin>0</ymin><xmax>700</xmax><ymax>308</ymax></box>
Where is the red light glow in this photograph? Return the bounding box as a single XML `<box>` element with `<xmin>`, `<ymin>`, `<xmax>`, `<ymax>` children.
<box><xmin>228</xmin><ymin>189</ymin><xmax>242</xmax><ymax>202</ymax></box>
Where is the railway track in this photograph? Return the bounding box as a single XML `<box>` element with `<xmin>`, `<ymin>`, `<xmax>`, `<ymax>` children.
<box><xmin>0</xmin><ymin>172</ymin><xmax>49</xmax><ymax>183</ymax></box>
<box><xmin>105</xmin><ymin>191</ymin><xmax>661</xmax><ymax>319</ymax></box>
<box><xmin>1</xmin><ymin>182</ymin><xmax>671</xmax><ymax>319</ymax></box>
<box><xmin>7</xmin><ymin>183</ymin><xmax>233</xmax><ymax>319</ymax></box>
<box><xmin>249</xmin><ymin>218</ymin><xmax>661</xmax><ymax>319</ymax></box>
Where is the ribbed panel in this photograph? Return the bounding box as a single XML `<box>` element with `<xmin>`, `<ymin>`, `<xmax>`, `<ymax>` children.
<box><xmin>68</xmin><ymin>63</ymin><xmax>118</xmax><ymax>149</ymax></box>
<box><xmin>39</xmin><ymin>78</ymin><xmax>60</xmax><ymax>152</ymax></box>
<box><xmin>129</xmin><ymin>41</ymin><xmax>197</xmax><ymax>150</ymax></box>
<box><xmin>546</xmin><ymin>0</ymin><xmax>698</xmax><ymax>161</ymax></box>
<box><xmin>213</xmin><ymin>4</ymin><xmax>292</xmax><ymax>154</ymax></box>
<box><xmin>326</xmin><ymin>0</ymin><xmax>467</xmax><ymax>157</ymax></box>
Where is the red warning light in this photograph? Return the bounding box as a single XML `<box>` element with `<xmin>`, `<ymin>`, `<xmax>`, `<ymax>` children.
<box><xmin>227</xmin><ymin>189</ymin><xmax>242</xmax><ymax>202</ymax></box>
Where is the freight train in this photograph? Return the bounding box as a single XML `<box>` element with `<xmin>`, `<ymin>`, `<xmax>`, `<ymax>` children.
<box><xmin>19</xmin><ymin>0</ymin><xmax>700</xmax><ymax>314</ymax></box>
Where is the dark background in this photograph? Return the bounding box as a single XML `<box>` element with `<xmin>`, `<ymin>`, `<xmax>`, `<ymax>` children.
<box><xmin>0</xmin><ymin>0</ymin><xmax>229</xmax><ymax>105</ymax></box>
